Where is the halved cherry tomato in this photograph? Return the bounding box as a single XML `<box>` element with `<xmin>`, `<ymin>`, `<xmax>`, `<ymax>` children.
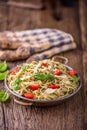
<box><xmin>11</xmin><ymin>68</ymin><xmax>19</xmax><ymax>75</ymax></box>
<box><xmin>24</xmin><ymin>92</ymin><xmax>34</xmax><ymax>99</ymax></box>
<box><xmin>30</xmin><ymin>85</ymin><xmax>40</xmax><ymax>91</ymax></box>
<box><xmin>48</xmin><ymin>85</ymin><xmax>60</xmax><ymax>89</ymax></box>
<box><xmin>42</xmin><ymin>63</ymin><xmax>48</xmax><ymax>67</ymax></box>
<box><xmin>69</xmin><ymin>70</ymin><xmax>77</xmax><ymax>76</ymax></box>
<box><xmin>54</xmin><ymin>69</ymin><xmax>61</xmax><ymax>75</ymax></box>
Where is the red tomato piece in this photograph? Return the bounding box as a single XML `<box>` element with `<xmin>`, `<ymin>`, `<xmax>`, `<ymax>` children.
<box><xmin>42</xmin><ymin>63</ymin><xmax>48</xmax><ymax>67</ymax></box>
<box><xmin>24</xmin><ymin>92</ymin><xmax>34</xmax><ymax>99</ymax></box>
<box><xmin>11</xmin><ymin>68</ymin><xmax>19</xmax><ymax>75</ymax></box>
<box><xmin>48</xmin><ymin>85</ymin><xmax>60</xmax><ymax>89</ymax></box>
<box><xmin>69</xmin><ymin>70</ymin><xmax>77</xmax><ymax>76</ymax></box>
<box><xmin>54</xmin><ymin>69</ymin><xmax>61</xmax><ymax>75</ymax></box>
<box><xmin>30</xmin><ymin>85</ymin><xmax>39</xmax><ymax>91</ymax></box>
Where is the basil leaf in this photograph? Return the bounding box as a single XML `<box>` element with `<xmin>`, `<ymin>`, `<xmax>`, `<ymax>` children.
<box><xmin>0</xmin><ymin>61</ymin><xmax>8</xmax><ymax>72</ymax></box>
<box><xmin>14</xmin><ymin>84</ymin><xmax>20</xmax><ymax>90</ymax></box>
<box><xmin>0</xmin><ymin>92</ymin><xmax>10</xmax><ymax>103</ymax></box>
<box><xmin>34</xmin><ymin>73</ymin><xmax>55</xmax><ymax>81</ymax></box>
<box><xmin>73</xmin><ymin>76</ymin><xmax>79</xmax><ymax>84</ymax></box>
<box><xmin>14</xmin><ymin>78</ymin><xmax>21</xmax><ymax>85</ymax></box>
<box><xmin>45</xmin><ymin>74</ymin><xmax>55</xmax><ymax>81</ymax></box>
<box><xmin>0</xmin><ymin>70</ymin><xmax>9</xmax><ymax>81</ymax></box>
<box><xmin>34</xmin><ymin>73</ymin><xmax>46</xmax><ymax>80</ymax></box>
<box><xmin>0</xmin><ymin>92</ymin><xmax>5</xmax><ymax>99</ymax></box>
<box><xmin>14</xmin><ymin>78</ymin><xmax>21</xmax><ymax>90</ymax></box>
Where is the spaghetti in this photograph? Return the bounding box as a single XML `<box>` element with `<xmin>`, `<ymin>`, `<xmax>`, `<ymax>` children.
<box><xmin>7</xmin><ymin>59</ymin><xmax>79</xmax><ymax>100</ymax></box>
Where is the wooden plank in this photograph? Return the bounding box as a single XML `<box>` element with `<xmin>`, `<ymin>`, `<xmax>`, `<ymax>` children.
<box><xmin>0</xmin><ymin>5</ymin><xmax>8</xmax><ymax>30</ymax></box>
<box><xmin>0</xmin><ymin>4</ymin><xmax>8</xmax><ymax>130</ymax></box>
<box><xmin>0</xmin><ymin>98</ymin><xmax>6</xmax><ymax>130</ymax></box>
<box><xmin>2</xmin><ymin>0</ymin><xmax>43</xmax><ymax>10</ymax></box>
<box><xmin>5</xmin><ymin>1</ymin><xmax>43</xmax><ymax>30</ymax></box>
<box><xmin>79</xmin><ymin>0</ymin><xmax>87</xmax><ymax>129</ymax></box>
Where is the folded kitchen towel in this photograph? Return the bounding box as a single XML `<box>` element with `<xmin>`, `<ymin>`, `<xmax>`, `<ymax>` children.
<box><xmin>0</xmin><ymin>29</ymin><xmax>76</xmax><ymax>61</ymax></box>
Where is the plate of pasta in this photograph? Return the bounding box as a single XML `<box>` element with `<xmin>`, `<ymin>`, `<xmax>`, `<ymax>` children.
<box><xmin>5</xmin><ymin>57</ymin><xmax>82</xmax><ymax>106</ymax></box>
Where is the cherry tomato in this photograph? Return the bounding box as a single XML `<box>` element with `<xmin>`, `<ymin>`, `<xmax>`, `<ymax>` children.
<box><xmin>69</xmin><ymin>70</ymin><xmax>77</xmax><ymax>76</ymax></box>
<box><xmin>30</xmin><ymin>85</ymin><xmax>39</xmax><ymax>91</ymax></box>
<box><xmin>48</xmin><ymin>85</ymin><xmax>60</xmax><ymax>89</ymax></box>
<box><xmin>42</xmin><ymin>63</ymin><xmax>48</xmax><ymax>67</ymax></box>
<box><xmin>24</xmin><ymin>92</ymin><xmax>34</xmax><ymax>99</ymax></box>
<box><xmin>11</xmin><ymin>68</ymin><xmax>19</xmax><ymax>75</ymax></box>
<box><xmin>54</xmin><ymin>69</ymin><xmax>61</xmax><ymax>75</ymax></box>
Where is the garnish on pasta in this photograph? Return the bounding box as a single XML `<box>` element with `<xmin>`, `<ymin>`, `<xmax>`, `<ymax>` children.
<box><xmin>7</xmin><ymin>59</ymin><xmax>79</xmax><ymax>100</ymax></box>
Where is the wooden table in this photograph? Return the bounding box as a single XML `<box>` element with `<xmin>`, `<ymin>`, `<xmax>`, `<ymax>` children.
<box><xmin>0</xmin><ymin>0</ymin><xmax>87</xmax><ymax>130</ymax></box>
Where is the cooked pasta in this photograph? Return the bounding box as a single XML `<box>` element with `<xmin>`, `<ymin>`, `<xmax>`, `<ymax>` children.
<box><xmin>7</xmin><ymin>59</ymin><xmax>79</xmax><ymax>100</ymax></box>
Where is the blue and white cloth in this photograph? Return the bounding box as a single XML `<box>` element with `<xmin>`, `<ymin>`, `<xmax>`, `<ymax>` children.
<box><xmin>0</xmin><ymin>28</ymin><xmax>76</xmax><ymax>61</ymax></box>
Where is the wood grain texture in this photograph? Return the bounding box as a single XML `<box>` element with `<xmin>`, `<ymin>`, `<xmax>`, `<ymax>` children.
<box><xmin>79</xmin><ymin>0</ymin><xmax>87</xmax><ymax>129</ymax></box>
<box><xmin>0</xmin><ymin>5</ymin><xmax>8</xmax><ymax>30</ymax></box>
<box><xmin>0</xmin><ymin>0</ymin><xmax>86</xmax><ymax>130</ymax></box>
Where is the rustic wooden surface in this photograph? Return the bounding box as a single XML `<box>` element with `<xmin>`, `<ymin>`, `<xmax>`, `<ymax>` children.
<box><xmin>0</xmin><ymin>0</ymin><xmax>87</xmax><ymax>130</ymax></box>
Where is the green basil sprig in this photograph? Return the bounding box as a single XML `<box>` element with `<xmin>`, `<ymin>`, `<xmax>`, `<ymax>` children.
<box><xmin>13</xmin><ymin>78</ymin><xmax>21</xmax><ymax>90</ymax></box>
<box><xmin>73</xmin><ymin>76</ymin><xmax>79</xmax><ymax>84</ymax></box>
<box><xmin>0</xmin><ymin>61</ymin><xmax>8</xmax><ymax>72</ymax></box>
<box><xmin>34</xmin><ymin>73</ymin><xmax>55</xmax><ymax>81</ymax></box>
<box><xmin>0</xmin><ymin>92</ymin><xmax>10</xmax><ymax>103</ymax></box>
<box><xmin>0</xmin><ymin>70</ymin><xmax>9</xmax><ymax>81</ymax></box>
<box><xmin>0</xmin><ymin>61</ymin><xmax>9</xmax><ymax>81</ymax></box>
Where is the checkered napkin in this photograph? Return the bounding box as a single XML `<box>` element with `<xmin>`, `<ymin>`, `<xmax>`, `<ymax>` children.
<box><xmin>0</xmin><ymin>29</ymin><xmax>76</xmax><ymax>61</ymax></box>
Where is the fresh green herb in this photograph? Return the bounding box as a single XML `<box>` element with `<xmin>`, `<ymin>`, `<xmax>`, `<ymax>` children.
<box><xmin>0</xmin><ymin>61</ymin><xmax>9</xmax><ymax>81</ymax></box>
<box><xmin>14</xmin><ymin>84</ymin><xmax>20</xmax><ymax>90</ymax></box>
<box><xmin>45</xmin><ymin>74</ymin><xmax>55</xmax><ymax>81</ymax></box>
<box><xmin>14</xmin><ymin>77</ymin><xmax>21</xmax><ymax>84</ymax></box>
<box><xmin>22</xmin><ymin>65</ymin><xmax>29</xmax><ymax>71</ymax></box>
<box><xmin>34</xmin><ymin>73</ymin><xmax>46</xmax><ymax>80</ymax></box>
<box><xmin>0</xmin><ymin>70</ymin><xmax>9</xmax><ymax>81</ymax></box>
<box><xmin>73</xmin><ymin>76</ymin><xmax>79</xmax><ymax>84</ymax></box>
<box><xmin>34</xmin><ymin>73</ymin><xmax>55</xmax><ymax>81</ymax></box>
<box><xmin>13</xmin><ymin>78</ymin><xmax>21</xmax><ymax>90</ymax></box>
<box><xmin>0</xmin><ymin>61</ymin><xmax>8</xmax><ymax>72</ymax></box>
<box><xmin>0</xmin><ymin>92</ymin><xmax>10</xmax><ymax>103</ymax></box>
